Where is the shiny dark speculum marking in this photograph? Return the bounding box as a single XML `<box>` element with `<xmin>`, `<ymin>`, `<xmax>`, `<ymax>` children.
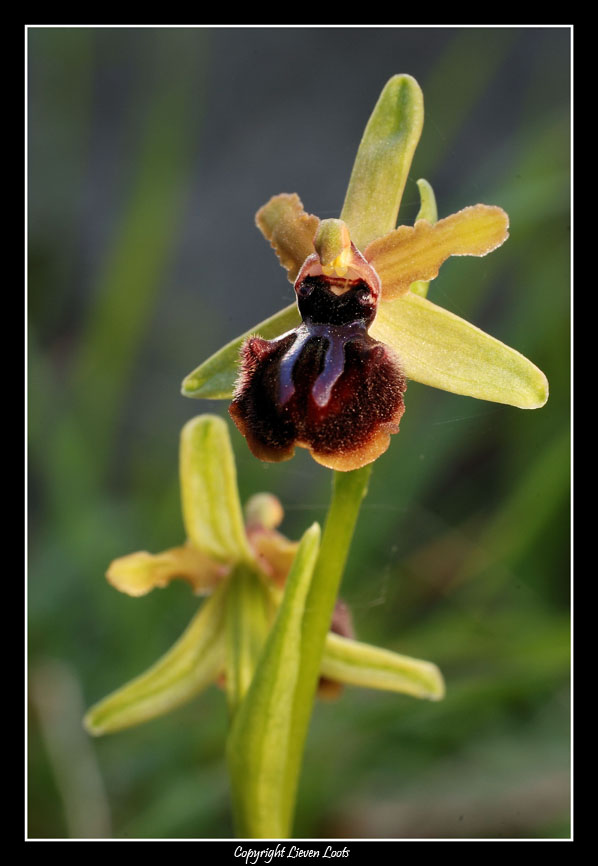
<box><xmin>229</xmin><ymin>271</ymin><xmax>407</xmax><ymax>467</ymax></box>
<box><xmin>296</xmin><ymin>276</ymin><xmax>377</xmax><ymax>327</ymax></box>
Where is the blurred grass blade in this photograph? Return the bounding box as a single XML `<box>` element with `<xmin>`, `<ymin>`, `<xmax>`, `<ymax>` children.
<box><xmin>84</xmin><ymin>585</ymin><xmax>226</xmax><ymax>736</ymax></box>
<box><xmin>460</xmin><ymin>430</ymin><xmax>570</xmax><ymax>594</ymax></box>
<box><xmin>32</xmin><ymin>660</ymin><xmax>112</xmax><ymax>837</ymax></box>
<box><xmin>227</xmin><ymin>522</ymin><xmax>321</xmax><ymax>839</ymax></box>
<box><xmin>341</xmin><ymin>74</ymin><xmax>424</xmax><ymax>250</ymax></box>
<box><xmin>180</xmin><ymin>416</ymin><xmax>252</xmax><ymax>564</ymax></box>
<box><xmin>417</xmin><ymin>29</ymin><xmax>515</xmax><ymax>170</ymax></box>
<box><xmin>321</xmin><ymin>633</ymin><xmax>444</xmax><ymax>700</ymax></box>
<box><xmin>182</xmin><ymin>303</ymin><xmax>300</xmax><ymax>399</ymax></box>
<box><xmin>71</xmin><ymin>37</ymin><xmax>200</xmax><ymax>473</ymax></box>
<box><xmin>371</xmin><ymin>291</ymin><xmax>548</xmax><ymax>409</ymax></box>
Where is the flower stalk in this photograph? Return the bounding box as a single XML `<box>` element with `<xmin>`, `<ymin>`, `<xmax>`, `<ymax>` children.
<box><xmin>278</xmin><ymin>466</ymin><xmax>372</xmax><ymax>831</ymax></box>
<box><xmin>227</xmin><ymin>466</ymin><xmax>371</xmax><ymax>838</ymax></box>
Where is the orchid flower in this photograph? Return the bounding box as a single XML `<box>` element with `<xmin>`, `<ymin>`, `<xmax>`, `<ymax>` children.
<box><xmin>85</xmin><ymin>415</ymin><xmax>443</xmax><ymax>737</ymax></box>
<box><xmin>182</xmin><ymin>75</ymin><xmax>548</xmax><ymax>471</ymax></box>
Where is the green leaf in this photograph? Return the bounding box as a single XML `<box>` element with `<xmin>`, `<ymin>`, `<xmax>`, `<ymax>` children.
<box><xmin>410</xmin><ymin>178</ymin><xmax>438</xmax><ymax>298</ymax></box>
<box><xmin>371</xmin><ymin>292</ymin><xmax>549</xmax><ymax>409</ymax></box>
<box><xmin>340</xmin><ymin>74</ymin><xmax>424</xmax><ymax>251</ymax></box>
<box><xmin>226</xmin><ymin>522</ymin><xmax>321</xmax><ymax>839</ymax></box>
<box><xmin>84</xmin><ymin>585</ymin><xmax>227</xmax><ymax>736</ymax></box>
<box><xmin>181</xmin><ymin>303</ymin><xmax>300</xmax><ymax>399</ymax></box>
<box><xmin>321</xmin><ymin>633</ymin><xmax>445</xmax><ymax>700</ymax></box>
<box><xmin>180</xmin><ymin>415</ymin><xmax>253</xmax><ymax>563</ymax></box>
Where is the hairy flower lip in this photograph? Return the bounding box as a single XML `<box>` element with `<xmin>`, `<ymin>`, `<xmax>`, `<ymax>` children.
<box><xmin>229</xmin><ymin>299</ymin><xmax>407</xmax><ymax>472</ymax></box>
<box><xmin>227</xmin><ymin>193</ymin><xmax>529</xmax><ymax>471</ymax></box>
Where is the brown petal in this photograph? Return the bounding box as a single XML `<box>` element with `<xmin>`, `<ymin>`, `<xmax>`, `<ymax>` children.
<box><xmin>255</xmin><ymin>193</ymin><xmax>320</xmax><ymax>283</ymax></box>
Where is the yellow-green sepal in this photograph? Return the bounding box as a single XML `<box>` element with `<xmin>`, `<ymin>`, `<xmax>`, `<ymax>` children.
<box><xmin>340</xmin><ymin>74</ymin><xmax>424</xmax><ymax>251</ymax></box>
<box><xmin>371</xmin><ymin>292</ymin><xmax>548</xmax><ymax>409</ymax></box>
<box><xmin>321</xmin><ymin>633</ymin><xmax>445</xmax><ymax>700</ymax></box>
<box><xmin>181</xmin><ymin>303</ymin><xmax>301</xmax><ymax>399</ymax></box>
<box><xmin>180</xmin><ymin>416</ymin><xmax>253</xmax><ymax>564</ymax></box>
<box><xmin>226</xmin><ymin>522</ymin><xmax>321</xmax><ymax>839</ymax></box>
<box><xmin>84</xmin><ymin>584</ymin><xmax>227</xmax><ymax>736</ymax></box>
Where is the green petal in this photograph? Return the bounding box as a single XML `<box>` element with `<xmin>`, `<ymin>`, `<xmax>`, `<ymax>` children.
<box><xmin>181</xmin><ymin>303</ymin><xmax>300</xmax><ymax>399</ymax></box>
<box><xmin>371</xmin><ymin>292</ymin><xmax>549</xmax><ymax>409</ymax></box>
<box><xmin>340</xmin><ymin>74</ymin><xmax>424</xmax><ymax>251</ymax></box>
<box><xmin>84</xmin><ymin>586</ymin><xmax>227</xmax><ymax>735</ymax></box>
<box><xmin>415</xmin><ymin>178</ymin><xmax>438</xmax><ymax>224</ymax></box>
<box><xmin>410</xmin><ymin>178</ymin><xmax>438</xmax><ymax>298</ymax></box>
<box><xmin>226</xmin><ymin>523</ymin><xmax>321</xmax><ymax>839</ymax></box>
<box><xmin>321</xmin><ymin>633</ymin><xmax>444</xmax><ymax>700</ymax></box>
<box><xmin>180</xmin><ymin>415</ymin><xmax>253</xmax><ymax>563</ymax></box>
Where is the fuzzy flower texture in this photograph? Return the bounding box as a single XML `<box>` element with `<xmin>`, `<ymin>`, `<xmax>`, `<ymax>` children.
<box><xmin>183</xmin><ymin>74</ymin><xmax>548</xmax><ymax>471</ymax></box>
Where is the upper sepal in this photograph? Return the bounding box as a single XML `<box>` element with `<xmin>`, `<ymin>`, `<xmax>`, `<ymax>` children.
<box><xmin>180</xmin><ymin>416</ymin><xmax>254</xmax><ymax>563</ymax></box>
<box><xmin>340</xmin><ymin>74</ymin><xmax>424</xmax><ymax>250</ymax></box>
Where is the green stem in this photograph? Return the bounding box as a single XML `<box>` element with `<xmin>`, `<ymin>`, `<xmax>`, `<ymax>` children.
<box><xmin>226</xmin><ymin>465</ymin><xmax>372</xmax><ymax>839</ymax></box>
<box><xmin>283</xmin><ymin>464</ymin><xmax>372</xmax><ymax>832</ymax></box>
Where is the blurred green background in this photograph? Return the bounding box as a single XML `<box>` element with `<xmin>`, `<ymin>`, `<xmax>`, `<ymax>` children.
<box><xmin>28</xmin><ymin>27</ymin><xmax>570</xmax><ymax>839</ymax></box>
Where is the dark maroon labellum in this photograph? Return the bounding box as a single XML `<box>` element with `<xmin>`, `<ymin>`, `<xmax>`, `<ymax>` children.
<box><xmin>229</xmin><ymin>269</ymin><xmax>407</xmax><ymax>470</ymax></box>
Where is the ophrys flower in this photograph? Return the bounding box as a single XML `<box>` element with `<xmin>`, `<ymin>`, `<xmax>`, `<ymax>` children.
<box><xmin>182</xmin><ymin>75</ymin><xmax>548</xmax><ymax>471</ymax></box>
<box><xmin>85</xmin><ymin>415</ymin><xmax>443</xmax><ymax>736</ymax></box>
